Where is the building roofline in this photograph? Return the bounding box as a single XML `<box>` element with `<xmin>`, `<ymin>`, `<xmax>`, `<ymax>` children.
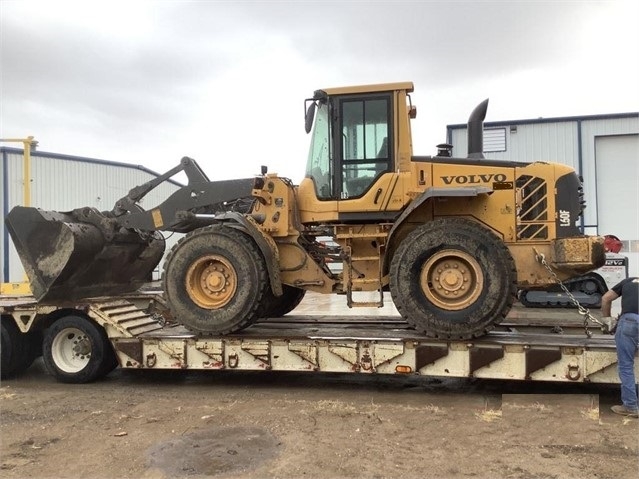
<box><xmin>0</xmin><ymin>147</ymin><xmax>184</xmax><ymax>186</ymax></box>
<box><xmin>447</xmin><ymin>111</ymin><xmax>639</xmax><ymax>130</ymax></box>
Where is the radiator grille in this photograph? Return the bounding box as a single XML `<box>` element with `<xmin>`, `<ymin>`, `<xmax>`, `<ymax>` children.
<box><xmin>516</xmin><ymin>175</ymin><xmax>548</xmax><ymax>240</ymax></box>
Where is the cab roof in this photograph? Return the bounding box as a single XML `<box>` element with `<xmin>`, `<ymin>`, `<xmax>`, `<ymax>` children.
<box><xmin>319</xmin><ymin>81</ymin><xmax>414</xmax><ymax>96</ymax></box>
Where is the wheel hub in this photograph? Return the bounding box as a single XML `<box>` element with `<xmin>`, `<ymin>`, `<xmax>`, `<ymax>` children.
<box><xmin>420</xmin><ymin>250</ymin><xmax>483</xmax><ymax>310</ymax></box>
<box><xmin>73</xmin><ymin>337</ymin><xmax>92</xmax><ymax>356</ymax></box>
<box><xmin>186</xmin><ymin>255</ymin><xmax>237</xmax><ymax>309</ymax></box>
<box><xmin>51</xmin><ymin>327</ymin><xmax>92</xmax><ymax>373</ymax></box>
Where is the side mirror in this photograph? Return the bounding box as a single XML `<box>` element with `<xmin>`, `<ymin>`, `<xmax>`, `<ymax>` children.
<box><xmin>305</xmin><ymin>101</ymin><xmax>316</xmax><ymax>134</ymax></box>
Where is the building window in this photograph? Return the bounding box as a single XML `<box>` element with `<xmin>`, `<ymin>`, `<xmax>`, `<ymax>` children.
<box><xmin>484</xmin><ymin>128</ymin><xmax>507</xmax><ymax>152</ymax></box>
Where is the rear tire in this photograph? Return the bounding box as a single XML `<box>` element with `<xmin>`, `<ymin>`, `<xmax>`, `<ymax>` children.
<box><xmin>43</xmin><ymin>315</ymin><xmax>114</xmax><ymax>383</ymax></box>
<box><xmin>389</xmin><ymin>218</ymin><xmax>516</xmax><ymax>339</ymax></box>
<box><xmin>163</xmin><ymin>225</ymin><xmax>268</xmax><ymax>334</ymax></box>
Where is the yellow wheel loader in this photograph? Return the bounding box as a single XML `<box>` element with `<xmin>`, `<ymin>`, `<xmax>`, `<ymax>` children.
<box><xmin>5</xmin><ymin>82</ymin><xmax>605</xmax><ymax>339</ymax></box>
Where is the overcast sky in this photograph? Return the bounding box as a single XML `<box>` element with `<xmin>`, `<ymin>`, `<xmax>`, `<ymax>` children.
<box><xmin>1</xmin><ymin>0</ymin><xmax>637</xmax><ymax>183</ymax></box>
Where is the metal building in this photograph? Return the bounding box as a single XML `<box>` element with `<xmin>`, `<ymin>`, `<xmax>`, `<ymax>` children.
<box><xmin>1</xmin><ymin>146</ymin><xmax>182</xmax><ymax>284</ymax></box>
<box><xmin>447</xmin><ymin>112</ymin><xmax>639</xmax><ymax>277</ymax></box>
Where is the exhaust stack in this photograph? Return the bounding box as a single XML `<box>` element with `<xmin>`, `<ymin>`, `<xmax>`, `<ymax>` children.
<box><xmin>467</xmin><ymin>99</ymin><xmax>489</xmax><ymax>159</ymax></box>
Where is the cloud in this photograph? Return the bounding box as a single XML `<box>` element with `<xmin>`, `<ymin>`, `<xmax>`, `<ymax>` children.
<box><xmin>1</xmin><ymin>0</ymin><xmax>637</xmax><ymax>182</ymax></box>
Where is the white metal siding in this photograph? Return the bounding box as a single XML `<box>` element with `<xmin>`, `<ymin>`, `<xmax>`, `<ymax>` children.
<box><xmin>450</xmin><ymin>122</ymin><xmax>579</xmax><ymax>167</ymax></box>
<box><xmin>594</xmin><ymin>134</ymin><xmax>639</xmax><ymax>277</ymax></box>
<box><xmin>448</xmin><ymin>128</ymin><xmax>468</xmax><ymax>158</ymax></box>
<box><xmin>2</xmin><ymin>150</ymin><xmax>182</xmax><ymax>282</ymax></box>
<box><xmin>4</xmin><ymin>152</ymin><xmax>180</xmax><ymax>211</ymax></box>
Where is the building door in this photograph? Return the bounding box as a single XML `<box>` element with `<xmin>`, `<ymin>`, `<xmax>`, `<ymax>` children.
<box><xmin>595</xmin><ymin>134</ymin><xmax>639</xmax><ymax>276</ymax></box>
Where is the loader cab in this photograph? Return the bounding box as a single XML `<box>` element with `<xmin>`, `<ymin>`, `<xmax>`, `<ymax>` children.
<box><xmin>298</xmin><ymin>82</ymin><xmax>415</xmax><ymax>223</ymax></box>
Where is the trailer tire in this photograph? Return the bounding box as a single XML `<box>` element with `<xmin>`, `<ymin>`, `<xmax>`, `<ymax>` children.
<box><xmin>389</xmin><ymin>218</ymin><xmax>516</xmax><ymax>339</ymax></box>
<box><xmin>1</xmin><ymin>319</ymin><xmax>37</xmax><ymax>379</ymax></box>
<box><xmin>163</xmin><ymin>225</ymin><xmax>268</xmax><ymax>334</ymax></box>
<box><xmin>43</xmin><ymin>315</ymin><xmax>114</xmax><ymax>383</ymax></box>
<box><xmin>262</xmin><ymin>285</ymin><xmax>307</xmax><ymax>318</ymax></box>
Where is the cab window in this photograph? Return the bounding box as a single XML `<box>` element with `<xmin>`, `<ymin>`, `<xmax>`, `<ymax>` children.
<box><xmin>305</xmin><ymin>103</ymin><xmax>333</xmax><ymax>199</ymax></box>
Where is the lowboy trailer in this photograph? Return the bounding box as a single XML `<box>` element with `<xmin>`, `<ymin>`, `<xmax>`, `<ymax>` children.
<box><xmin>1</xmin><ymin>292</ymin><xmax>634</xmax><ymax>385</ymax></box>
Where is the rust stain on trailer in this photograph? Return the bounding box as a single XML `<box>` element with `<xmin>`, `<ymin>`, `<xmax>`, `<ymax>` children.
<box><xmin>202</xmin><ymin>361</ymin><xmax>225</xmax><ymax>369</ymax></box>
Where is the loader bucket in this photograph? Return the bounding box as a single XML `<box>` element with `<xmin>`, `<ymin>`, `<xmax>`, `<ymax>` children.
<box><xmin>5</xmin><ymin>206</ymin><xmax>165</xmax><ymax>303</ymax></box>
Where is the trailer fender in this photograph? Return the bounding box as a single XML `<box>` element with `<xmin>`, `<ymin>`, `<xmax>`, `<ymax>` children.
<box><xmin>215</xmin><ymin>212</ymin><xmax>283</xmax><ymax>297</ymax></box>
<box><xmin>384</xmin><ymin>186</ymin><xmax>493</xmax><ymax>270</ymax></box>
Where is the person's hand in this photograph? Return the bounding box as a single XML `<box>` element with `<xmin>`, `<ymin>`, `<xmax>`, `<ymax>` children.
<box><xmin>601</xmin><ymin>317</ymin><xmax>617</xmax><ymax>334</ymax></box>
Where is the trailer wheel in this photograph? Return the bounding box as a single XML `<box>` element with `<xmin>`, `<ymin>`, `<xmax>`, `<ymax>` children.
<box><xmin>1</xmin><ymin>319</ymin><xmax>37</xmax><ymax>379</ymax></box>
<box><xmin>43</xmin><ymin>315</ymin><xmax>114</xmax><ymax>383</ymax></box>
<box><xmin>163</xmin><ymin>225</ymin><xmax>268</xmax><ymax>334</ymax></box>
<box><xmin>262</xmin><ymin>285</ymin><xmax>307</xmax><ymax>318</ymax></box>
<box><xmin>389</xmin><ymin>218</ymin><xmax>516</xmax><ymax>339</ymax></box>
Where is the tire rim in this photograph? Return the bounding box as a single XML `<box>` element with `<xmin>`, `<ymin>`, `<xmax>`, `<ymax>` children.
<box><xmin>186</xmin><ymin>255</ymin><xmax>237</xmax><ymax>309</ymax></box>
<box><xmin>51</xmin><ymin>327</ymin><xmax>91</xmax><ymax>373</ymax></box>
<box><xmin>420</xmin><ymin>249</ymin><xmax>484</xmax><ymax>310</ymax></box>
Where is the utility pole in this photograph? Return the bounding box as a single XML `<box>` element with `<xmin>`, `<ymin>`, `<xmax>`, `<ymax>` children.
<box><xmin>0</xmin><ymin>136</ymin><xmax>38</xmax><ymax>294</ymax></box>
<box><xmin>0</xmin><ymin>136</ymin><xmax>39</xmax><ymax>206</ymax></box>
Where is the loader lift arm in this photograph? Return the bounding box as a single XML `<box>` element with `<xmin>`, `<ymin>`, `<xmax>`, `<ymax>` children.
<box><xmin>109</xmin><ymin>156</ymin><xmax>257</xmax><ymax>233</ymax></box>
<box><xmin>113</xmin><ymin>156</ymin><xmax>211</xmax><ymax>215</ymax></box>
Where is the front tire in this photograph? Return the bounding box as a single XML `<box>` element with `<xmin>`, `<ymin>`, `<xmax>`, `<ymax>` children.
<box><xmin>163</xmin><ymin>225</ymin><xmax>268</xmax><ymax>334</ymax></box>
<box><xmin>389</xmin><ymin>218</ymin><xmax>516</xmax><ymax>339</ymax></box>
<box><xmin>43</xmin><ymin>315</ymin><xmax>115</xmax><ymax>383</ymax></box>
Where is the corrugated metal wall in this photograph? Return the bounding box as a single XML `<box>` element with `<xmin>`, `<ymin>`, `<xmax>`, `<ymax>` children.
<box><xmin>1</xmin><ymin>148</ymin><xmax>183</xmax><ymax>282</ymax></box>
<box><xmin>448</xmin><ymin>120</ymin><xmax>581</xmax><ymax>167</ymax></box>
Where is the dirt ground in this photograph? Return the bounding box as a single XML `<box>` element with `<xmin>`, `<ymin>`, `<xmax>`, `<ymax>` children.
<box><xmin>1</xmin><ymin>296</ymin><xmax>638</xmax><ymax>479</ymax></box>
<box><xmin>1</xmin><ymin>364</ymin><xmax>638</xmax><ymax>479</ymax></box>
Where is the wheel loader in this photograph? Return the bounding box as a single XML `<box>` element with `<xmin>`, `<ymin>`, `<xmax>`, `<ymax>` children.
<box><xmin>5</xmin><ymin>82</ymin><xmax>606</xmax><ymax>339</ymax></box>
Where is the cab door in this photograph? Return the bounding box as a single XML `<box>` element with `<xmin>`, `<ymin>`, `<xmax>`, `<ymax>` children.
<box><xmin>298</xmin><ymin>91</ymin><xmax>398</xmax><ymax>223</ymax></box>
<box><xmin>335</xmin><ymin>94</ymin><xmax>396</xmax><ymax>217</ymax></box>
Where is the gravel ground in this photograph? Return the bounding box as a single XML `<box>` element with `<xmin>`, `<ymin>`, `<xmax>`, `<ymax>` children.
<box><xmin>1</xmin><ymin>360</ymin><xmax>638</xmax><ymax>479</ymax></box>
